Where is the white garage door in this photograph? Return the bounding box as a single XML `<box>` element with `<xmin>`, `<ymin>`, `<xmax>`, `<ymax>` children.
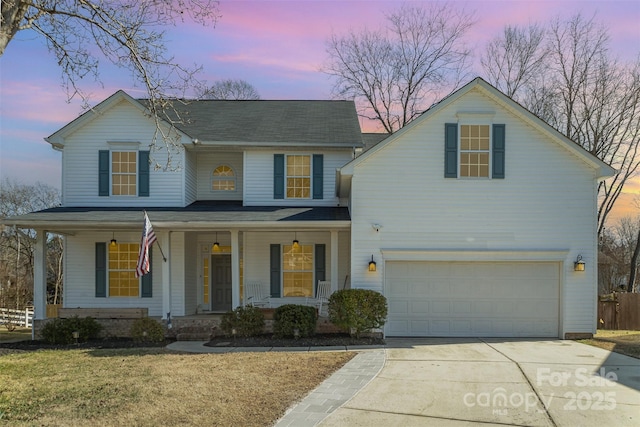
<box><xmin>385</xmin><ymin>261</ymin><xmax>559</xmax><ymax>337</ymax></box>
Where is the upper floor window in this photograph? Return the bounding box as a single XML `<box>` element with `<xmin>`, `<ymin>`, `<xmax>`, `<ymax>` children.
<box><xmin>460</xmin><ymin>125</ymin><xmax>490</xmax><ymax>178</ymax></box>
<box><xmin>212</xmin><ymin>165</ymin><xmax>236</xmax><ymax>191</ymax></box>
<box><xmin>112</xmin><ymin>151</ymin><xmax>137</xmax><ymax>195</ymax></box>
<box><xmin>99</xmin><ymin>149</ymin><xmax>149</xmax><ymax>197</ymax></box>
<box><xmin>444</xmin><ymin>123</ymin><xmax>505</xmax><ymax>180</ymax></box>
<box><xmin>286</xmin><ymin>155</ymin><xmax>311</xmax><ymax>198</ymax></box>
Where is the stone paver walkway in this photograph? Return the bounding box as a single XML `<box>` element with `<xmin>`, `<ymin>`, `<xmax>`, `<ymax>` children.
<box><xmin>275</xmin><ymin>350</ymin><xmax>385</xmax><ymax>427</ymax></box>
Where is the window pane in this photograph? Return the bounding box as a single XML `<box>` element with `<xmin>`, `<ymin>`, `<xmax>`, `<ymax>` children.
<box><xmin>285</xmin><ymin>155</ymin><xmax>311</xmax><ymax>198</ymax></box>
<box><xmin>459</xmin><ymin>125</ymin><xmax>490</xmax><ymax>178</ymax></box>
<box><xmin>112</xmin><ymin>151</ymin><xmax>137</xmax><ymax>196</ymax></box>
<box><xmin>108</xmin><ymin>242</ymin><xmax>140</xmax><ymax>297</ymax></box>
<box><xmin>282</xmin><ymin>244</ymin><xmax>313</xmax><ymax>297</ymax></box>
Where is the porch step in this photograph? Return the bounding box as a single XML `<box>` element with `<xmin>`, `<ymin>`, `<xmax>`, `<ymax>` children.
<box><xmin>176</xmin><ymin>332</ymin><xmax>212</xmax><ymax>341</ymax></box>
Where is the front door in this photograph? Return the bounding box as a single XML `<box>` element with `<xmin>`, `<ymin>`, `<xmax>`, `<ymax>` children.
<box><xmin>211</xmin><ymin>255</ymin><xmax>232</xmax><ymax>311</ymax></box>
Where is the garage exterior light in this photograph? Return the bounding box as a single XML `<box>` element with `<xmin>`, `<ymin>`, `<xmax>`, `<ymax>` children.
<box><xmin>574</xmin><ymin>255</ymin><xmax>585</xmax><ymax>272</ymax></box>
<box><xmin>368</xmin><ymin>255</ymin><xmax>377</xmax><ymax>272</ymax></box>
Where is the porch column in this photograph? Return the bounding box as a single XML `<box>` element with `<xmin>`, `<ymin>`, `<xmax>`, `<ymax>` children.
<box><xmin>33</xmin><ymin>229</ymin><xmax>47</xmax><ymax>320</ymax></box>
<box><xmin>161</xmin><ymin>231</ymin><xmax>171</xmax><ymax>320</ymax></box>
<box><xmin>230</xmin><ymin>229</ymin><xmax>240</xmax><ymax>308</ymax></box>
<box><xmin>331</xmin><ymin>230</ymin><xmax>339</xmax><ymax>293</ymax></box>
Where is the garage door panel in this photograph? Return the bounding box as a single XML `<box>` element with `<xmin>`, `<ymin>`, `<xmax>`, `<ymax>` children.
<box><xmin>386</xmin><ymin>261</ymin><xmax>559</xmax><ymax>337</ymax></box>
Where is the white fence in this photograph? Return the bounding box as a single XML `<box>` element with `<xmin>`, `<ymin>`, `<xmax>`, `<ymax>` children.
<box><xmin>0</xmin><ymin>307</ymin><xmax>34</xmax><ymax>328</ymax></box>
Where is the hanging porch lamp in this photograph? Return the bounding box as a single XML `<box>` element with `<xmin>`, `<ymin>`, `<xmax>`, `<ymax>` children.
<box><xmin>213</xmin><ymin>232</ymin><xmax>220</xmax><ymax>252</ymax></box>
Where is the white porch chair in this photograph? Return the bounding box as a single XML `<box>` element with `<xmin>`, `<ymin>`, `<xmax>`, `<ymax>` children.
<box><xmin>244</xmin><ymin>282</ymin><xmax>271</xmax><ymax>308</ymax></box>
<box><xmin>313</xmin><ymin>280</ymin><xmax>332</xmax><ymax>317</ymax></box>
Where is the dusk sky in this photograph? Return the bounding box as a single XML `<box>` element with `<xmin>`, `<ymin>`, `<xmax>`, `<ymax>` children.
<box><xmin>0</xmin><ymin>0</ymin><xmax>639</xmax><ymax>220</ymax></box>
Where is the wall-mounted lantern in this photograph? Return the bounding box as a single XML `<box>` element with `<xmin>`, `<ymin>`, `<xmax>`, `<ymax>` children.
<box><xmin>574</xmin><ymin>255</ymin><xmax>585</xmax><ymax>272</ymax></box>
<box><xmin>368</xmin><ymin>255</ymin><xmax>377</xmax><ymax>272</ymax></box>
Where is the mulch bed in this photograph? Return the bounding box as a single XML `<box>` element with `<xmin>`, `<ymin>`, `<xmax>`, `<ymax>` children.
<box><xmin>205</xmin><ymin>333</ymin><xmax>384</xmax><ymax>347</ymax></box>
<box><xmin>0</xmin><ymin>338</ymin><xmax>172</xmax><ymax>354</ymax></box>
<box><xmin>0</xmin><ymin>334</ymin><xmax>385</xmax><ymax>355</ymax></box>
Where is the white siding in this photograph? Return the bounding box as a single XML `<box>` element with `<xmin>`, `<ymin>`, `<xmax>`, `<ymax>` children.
<box><xmin>184</xmin><ymin>150</ymin><xmax>197</xmax><ymax>205</ymax></box>
<box><xmin>196</xmin><ymin>152</ymin><xmax>244</xmax><ymax>200</ymax></box>
<box><xmin>244</xmin><ymin>150</ymin><xmax>351</xmax><ymax>206</ymax></box>
<box><xmin>350</xmin><ymin>88</ymin><xmax>599</xmax><ymax>337</ymax></box>
<box><xmin>64</xmin><ymin>232</ymin><xmax>163</xmax><ymax>316</ymax></box>
<box><xmin>61</xmin><ymin>100</ymin><xmax>186</xmax><ymax>207</ymax></box>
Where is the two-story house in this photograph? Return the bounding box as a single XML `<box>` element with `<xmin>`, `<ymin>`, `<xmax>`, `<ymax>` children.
<box><xmin>3</xmin><ymin>78</ymin><xmax>614</xmax><ymax>338</ymax></box>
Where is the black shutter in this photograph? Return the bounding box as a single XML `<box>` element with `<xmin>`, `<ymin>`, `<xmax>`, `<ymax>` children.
<box><xmin>141</xmin><ymin>249</ymin><xmax>153</xmax><ymax>297</ymax></box>
<box><xmin>139</xmin><ymin>150</ymin><xmax>150</xmax><ymax>196</ymax></box>
<box><xmin>270</xmin><ymin>244</ymin><xmax>281</xmax><ymax>297</ymax></box>
<box><xmin>95</xmin><ymin>242</ymin><xmax>107</xmax><ymax>297</ymax></box>
<box><xmin>444</xmin><ymin>123</ymin><xmax>458</xmax><ymax>178</ymax></box>
<box><xmin>315</xmin><ymin>244</ymin><xmax>326</xmax><ymax>295</ymax></box>
<box><xmin>98</xmin><ymin>150</ymin><xmax>110</xmax><ymax>196</ymax></box>
<box><xmin>312</xmin><ymin>154</ymin><xmax>324</xmax><ymax>199</ymax></box>
<box><xmin>492</xmin><ymin>124</ymin><xmax>505</xmax><ymax>179</ymax></box>
<box><xmin>274</xmin><ymin>154</ymin><xmax>285</xmax><ymax>199</ymax></box>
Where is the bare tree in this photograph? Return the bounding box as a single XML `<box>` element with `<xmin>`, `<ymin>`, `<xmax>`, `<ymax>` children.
<box><xmin>198</xmin><ymin>79</ymin><xmax>261</xmax><ymax>100</ymax></box>
<box><xmin>0</xmin><ymin>179</ymin><xmax>62</xmax><ymax>308</ymax></box>
<box><xmin>323</xmin><ymin>3</ymin><xmax>474</xmax><ymax>133</ymax></box>
<box><xmin>481</xmin><ymin>13</ymin><xmax>640</xmax><ymax>235</ymax></box>
<box><xmin>481</xmin><ymin>24</ymin><xmax>547</xmax><ymax>98</ymax></box>
<box><xmin>1</xmin><ymin>0</ymin><xmax>221</xmax><ymax>169</ymax></box>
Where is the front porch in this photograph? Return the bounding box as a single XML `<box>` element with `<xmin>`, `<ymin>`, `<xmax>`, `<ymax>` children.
<box><xmin>16</xmin><ymin>203</ymin><xmax>351</xmax><ymax>328</ymax></box>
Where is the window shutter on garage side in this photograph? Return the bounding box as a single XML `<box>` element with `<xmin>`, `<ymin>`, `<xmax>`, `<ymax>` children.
<box><xmin>444</xmin><ymin>123</ymin><xmax>458</xmax><ymax>178</ymax></box>
<box><xmin>270</xmin><ymin>244</ymin><xmax>281</xmax><ymax>297</ymax></box>
<box><xmin>274</xmin><ymin>154</ymin><xmax>285</xmax><ymax>199</ymax></box>
<box><xmin>141</xmin><ymin>250</ymin><xmax>152</xmax><ymax>297</ymax></box>
<box><xmin>98</xmin><ymin>150</ymin><xmax>110</xmax><ymax>196</ymax></box>
<box><xmin>312</xmin><ymin>154</ymin><xmax>323</xmax><ymax>199</ymax></box>
<box><xmin>492</xmin><ymin>124</ymin><xmax>505</xmax><ymax>179</ymax></box>
<box><xmin>95</xmin><ymin>242</ymin><xmax>107</xmax><ymax>297</ymax></box>
<box><xmin>138</xmin><ymin>150</ymin><xmax>150</xmax><ymax>196</ymax></box>
<box><xmin>315</xmin><ymin>244</ymin><xmax>326</xmax><ymax>283</ymax></box>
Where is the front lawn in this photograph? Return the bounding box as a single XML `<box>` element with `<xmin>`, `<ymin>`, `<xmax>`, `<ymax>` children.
<box><xmin>0</xmin><ymin>348</ymin><xmax>353</xmax><ymax>426</ymax></box>
<box><xmin>579</xmin><ymin>330</ymin><xmax>640</xmax><ymax>359</ymax></box>
<box><xmin>0</xmin><ymin>327</ymin><xmax>31</xmax><ymax>343</ymax></box>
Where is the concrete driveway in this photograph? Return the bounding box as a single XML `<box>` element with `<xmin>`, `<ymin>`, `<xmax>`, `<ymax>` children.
<box><xmin>319</xmin><ymin>338</ymin><xmax>640</xmax><ymax>427</ymax></box>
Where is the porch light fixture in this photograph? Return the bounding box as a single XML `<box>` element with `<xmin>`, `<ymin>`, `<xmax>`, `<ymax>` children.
<box><xmin>292</xmin><ymin>232</ymin><xmax>300</xmax><ymax>250</ymax></box>
<box><xmin>368</xmin><ymin>255</ymin><xmax>377</xmax><ymax>272</ymax></box>
<box><xmin>110</xmin><ymin>232</ymin><xmax>117</xmax><ymax>247</ymax></box>
<box><xmin>213</xmin><ymin>232</ymin><xmax>220</xmax><ymax>252</ymax></box>
<box><xmin>574</xmin><ymin>255</ymin><xmax>585</xmax><ymax>272</ymax></box>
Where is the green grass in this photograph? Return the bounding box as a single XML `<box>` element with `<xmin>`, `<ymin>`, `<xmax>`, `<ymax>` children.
<box><xmin>0</xmin><ymin>347</ymin><xmax>353</xmax><ymax>426</ymax></box>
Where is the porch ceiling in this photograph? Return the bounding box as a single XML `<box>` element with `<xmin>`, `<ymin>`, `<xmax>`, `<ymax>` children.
<box><xmin>1</xmin><ymin>201</ymin><xmax>351</xmax><ymax>233</ymax></box>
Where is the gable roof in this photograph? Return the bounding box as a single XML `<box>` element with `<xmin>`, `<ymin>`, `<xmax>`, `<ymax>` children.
<box><xmin>46</xmin><ymin>92</ymin><xmax>363</xmax><ymax>148</ymax></box>
<box><xmin>168</xmin><ymin>100</ymin><xmax>363</xmax><ymax>146</ymax></box>
<box><xmin>340</xmin><ymin>77</ymin><xmax>615</xmax><ymax>178</ymax></box>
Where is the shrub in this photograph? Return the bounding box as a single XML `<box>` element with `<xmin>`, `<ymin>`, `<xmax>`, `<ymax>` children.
<box><xmin>328</xmin><ymin>289</ymin><xmax>388</xmax><ymax>338</ymax></box>
<box><xmin>40</xmin><ymin>316</ymin><xmax>103</xmax><ymax>344</ymax></box>
<box><xmin>220</xmin><ymin>305</ymin><xmax>265</xmax><ymax>337</ymax></box>
<box><xmin>273</xmin><ymin>304</ymin><xmax>317</xmax><ymax>338</ymax></box>
<box><xmin>130</xmin><ymin>317</ymin><xmax>165</xmax><ymax>342</ymax></box>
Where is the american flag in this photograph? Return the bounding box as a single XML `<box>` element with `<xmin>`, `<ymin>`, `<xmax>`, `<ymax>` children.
<box><xmin>135</xmin><ymin>211</ymin><xmax>157</xmax><ymax>278</ymax></box>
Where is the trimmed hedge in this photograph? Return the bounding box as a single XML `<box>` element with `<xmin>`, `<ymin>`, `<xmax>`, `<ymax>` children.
<box><xmin>220</xmin><ymin>305</ymin><xmax>265</xmax><ymax>337</ymax></box>
<box><xmin>328</xmin><ymin>289</ymin><xmax>388</xmax><ymax>338</ymax></box>
<box><xmin>273</xmin><ymin>304</ymin><xmax>317</xmax><ymax>338</ymax></box>
<box><xmin>40</xmin><ymin>316</ymin><xmax>103</xmax><ymax>344</ymax></box>
<box><xmin>130</xmin><ymin>317</ymin><xmax>165</xmax><ymax>342</ymax></box>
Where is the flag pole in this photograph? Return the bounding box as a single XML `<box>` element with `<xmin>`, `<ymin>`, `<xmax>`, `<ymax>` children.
<box><xmin>145</xmin><ymin>210</ymin><xmax>167</xmax><ymax>262</ymax></box>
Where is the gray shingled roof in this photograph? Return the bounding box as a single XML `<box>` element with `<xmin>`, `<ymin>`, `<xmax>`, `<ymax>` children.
<box><xmin>361</xmin><ymin>133</ymin><xmax>389</xmax><ymax>151</ymax></box>
<box><xmin>158</xmin><ymin>100</ymin><xmax>363</xmax><ymax>146</ymax></box>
